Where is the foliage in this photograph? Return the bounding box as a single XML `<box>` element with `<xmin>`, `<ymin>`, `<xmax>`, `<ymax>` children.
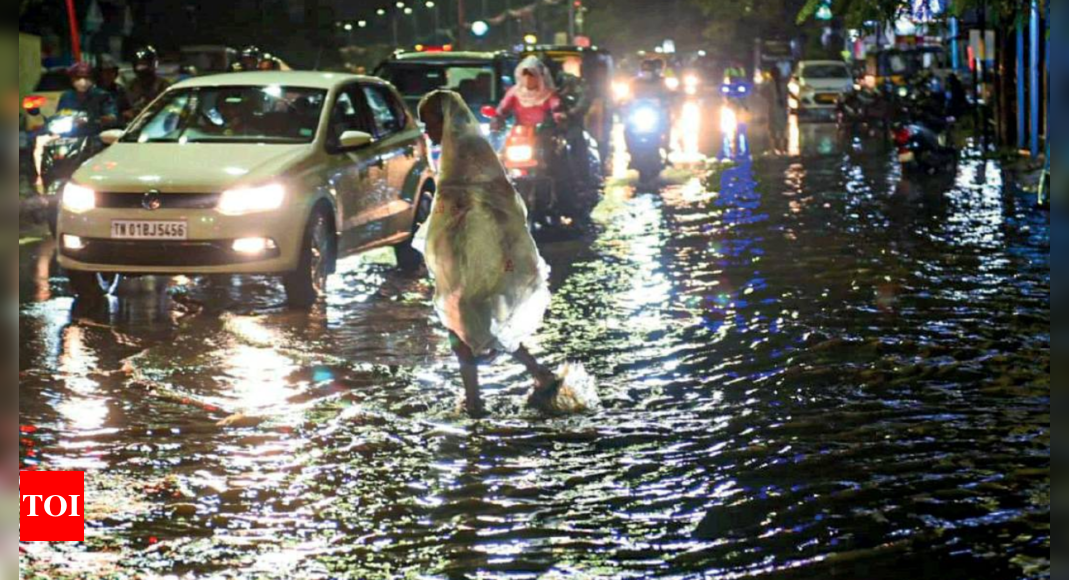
<box><xmin>20</xmin><ymin>0</ymin><xmax>41</xmax><ymax>18</ymax></box>
<box><xmin>796</xmin><ymin>0</ymin><xmax>1046</xmax><ymax>27</ymax></box>
<box><xmin>692</xmin><ymin>0</ymin><xmax>811</xmax><ymax>57</ymax></box>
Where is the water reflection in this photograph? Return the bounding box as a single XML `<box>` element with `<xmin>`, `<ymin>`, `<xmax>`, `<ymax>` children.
<box><xmin>18</xmin><ymin>135</ymin><xmax>1049</xmax><ymax>578</ymax></box>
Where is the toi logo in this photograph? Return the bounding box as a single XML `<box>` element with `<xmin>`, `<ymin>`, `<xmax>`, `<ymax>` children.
<box><xmin>19</xmin><ymin>471</ymin><xmax>85</xmax><ymax>542</ymax></box>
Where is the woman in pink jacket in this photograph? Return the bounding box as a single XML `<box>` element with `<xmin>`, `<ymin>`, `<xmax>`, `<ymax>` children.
<box><xmin>495</xmin><ymin>56</ymin><xmax>563</xmax><ymax>129</ymax></box>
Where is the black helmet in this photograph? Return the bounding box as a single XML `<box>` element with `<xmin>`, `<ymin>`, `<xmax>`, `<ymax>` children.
<box><xmin>97</xmin><ymin>54</ymin><xmax>120</xmax><ymax>73</ymax></box>
<box><xmin>134</xmin><ymin>46</ymin><xmax>160</xmax><ymax>71</ymax></box>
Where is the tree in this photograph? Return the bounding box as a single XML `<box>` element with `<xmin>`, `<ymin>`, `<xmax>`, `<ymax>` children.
<box><xmin>20</xmin><ymin>0</ymin><xmax>42</xmax><ymax>18</ymax></box>
<box><xmin>795</xmin><ymin>0</ymin><xmax>1043</xmax><ymax>27</ymax></box>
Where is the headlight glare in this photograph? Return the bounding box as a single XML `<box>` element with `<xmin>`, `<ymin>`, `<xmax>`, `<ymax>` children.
<box><xmin>506</xmin><ymin>145</ymin><xmax>534</xmax><ymax>163</ymax></box>
<box><xmin>218</xmin><ymin>183</ymin><xmax>286</xmax><ymax>215</ymax></box>
<box><xmin>62</xmin><ymin>183</ymin><xmax>96</xmax><ymax>213</ymax></box>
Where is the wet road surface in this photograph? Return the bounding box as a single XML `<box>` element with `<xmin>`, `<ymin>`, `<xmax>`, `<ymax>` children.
<box><xmin>19</xmin><ymin>123</ymin><xmax>1050</xmax><ymax>579</ymax></box>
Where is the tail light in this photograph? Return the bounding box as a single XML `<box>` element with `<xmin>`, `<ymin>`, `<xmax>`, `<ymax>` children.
<box><xmin>893</xmin><ymin>127</ymin><xmax>912</xmax><ymax>148</ymax></box>
<box><xmin>480</xmin><ymin>105</ymin><xmax>498</xmax><ymax>119</ymax></box>
<box><xmin>503</xmin><ymin>126</ymin><xmax>538</xmax><ymax>169</ymax></box>
<box><xmin>22</xmin><ymin>95</ymin><xmax>47</xmax><ymax>111</ymax></box>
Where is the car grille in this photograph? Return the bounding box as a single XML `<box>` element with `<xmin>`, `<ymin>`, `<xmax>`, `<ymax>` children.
<box><xmin>96</xmin><ymin>192</ymin><xmax>221</xmax><ymax>210</ymax></box>
<box><xmin>61</xmin><ymin>239</ymin><xmax>280</xmax><ymax>268</ymax></box>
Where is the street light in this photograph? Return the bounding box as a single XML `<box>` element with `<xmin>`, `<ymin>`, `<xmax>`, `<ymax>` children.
<box><xmin>377</xmin><ymin>8</ymin><xmax>387</xmax><ymax>16</ymax></box>
<box><xmin>425</xmin><ymin>1</ymin><xmax>435</xmax><ymax>7</ymax></box>
<box><xmin>524</xmin><ymin>33</ymin><xmax>538</xmax><ymax>45</ymax></box>
<box><xmin>344</xmin><ymin>23</ymin><xmax>353</xmax><ymax>31</ymax></box>
<box><xmin>358</xmin><ymin>20</ymin><xmax>368</xmax><ymax>28</ymax></box>
<box><xmin>396</xmin><ymin>1</ymin><xmax>406</xmax><ymax>8</ymax></box>
<box><xmin>472</xmin><ymin>20</ymin><xmax>489</xmax><ymax>37</ymax></box>
<box><xmin>404</xmin><ymin>7</ymin><xmax>413</xmax><ymax>14</ymax></box>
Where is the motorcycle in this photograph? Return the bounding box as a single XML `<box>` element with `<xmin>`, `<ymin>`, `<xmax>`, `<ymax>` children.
<box><xmin>624</xmin><ymin>99</ymin><xmax>670</xmax><ymax>185</ymax></box>
<box><xmin>488</xmin><ymin>108</ymin><xmax>601</xmax><ymax>228</ymax></box>
<box><xmin>718</xmin><ymin>79</ymin><xmax>752</xmax><ymax>111</ymax></box>
<box><xmin>893</xmin><ymin>123</ymin><xmax>957</xmax><ymax>175</ymax></box>
<box><xmin>37</xmin><ymin>110</ymin><xmax>107</xmax><ymax>236</ymax></box>
<box><xmin>837</xmin><ymin>87</ymin><xmax>890</xmax><ymax>139</ymax></box>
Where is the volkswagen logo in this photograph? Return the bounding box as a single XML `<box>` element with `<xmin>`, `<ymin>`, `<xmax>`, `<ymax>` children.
<box><xmin>142</xmin><ymin>191</ymin><xmax>162</xmax><ymax>211</ymax></box>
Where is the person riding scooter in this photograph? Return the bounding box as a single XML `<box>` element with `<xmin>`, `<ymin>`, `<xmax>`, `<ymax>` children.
<box><xmin>127</xmin><ymin>46</ymin><xmax>171</xmax><ymax>120</ymax></box>
<box><xmin>34</xmin><ymin>62</ymin><xmax>117</xmax><ymax>181</ymax></box>
<box><xmin>33</xmin><ymin>62</ymin><xmax>118</xmax><ymax>233</ymax></box>
<box><xmin>494</xmin><ymin>56</ymin><xmax>562</xmax><ymax>130</ymax></box>
<box><xmin>230</xmin><ymin>46</ymin><xmax>264</xmax><ymax>73</ymax></box>
<box><xmin>95</xmin><ymin>55</ymin><xmax>132</xmax><ymax>122</ymax></box>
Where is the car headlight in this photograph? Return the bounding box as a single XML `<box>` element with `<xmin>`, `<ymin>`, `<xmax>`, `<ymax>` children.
<box><xmin>630</xmin><ymin>107</ymin><xmax>660</xmax><ymax>133</ymax></box>
<box><xmin>62</xmin><ymin>183</ymin><xmax>96</xmax><ymax>213</ymax></box>
<box><xmin>218</xmin><ymin>183</ymin><xmax>286</xmax><ymax>215</ymax></box>
<box><xmin>665</xmin><ymin>77</ymin><xmax>681</xmax><ymax>91</ymax></box>
<box><xmin>788</xmin><ymin>81</ymin><xmax>801</xmax><ymax>96</ymax></box>
<box><xmin>506</xmin><ymin>145</ymin><xmax>534</xmax><ymax>163</ymax></box>
<box><xmin>684</xmin><ymin>75</ymin><xmax>700</xmax><ymax>88</ymax></box>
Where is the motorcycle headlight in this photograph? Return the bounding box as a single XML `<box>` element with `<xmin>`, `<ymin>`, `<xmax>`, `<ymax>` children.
<box><xmin>630</xmin><ymin>108</ymin><xmax>660</xmax><ymax>133</ymax></box>
<box><xmin>218</xmin><ymin>183</ymin><xmax>286</xmax><ymax>215</ymax></box>
<box><xmin>665</xmin><ymin>77</ymin><xmax>681</xmax><ymax>91</ymax></box>
<box><xmin>506</xmin><ymin>145</ymin><xmax>534</xmax><ymax>163</ymax></box>
<box><xmin>49</xmin><ymin>116</ymin><xmax>75</xmax><ymax>136</ymax></box>
<box><xmin>721</xmin><ymin>85</ymin><xmax>732</xmax><ymax>95</ymax></box>
<box><xmin>684</xmin><ymin>75</ymin><xmax>700</xmax><ymax>88</ymax></box>
<box><xmin>62</xmin><ymin>183</ymin><xmax>96</xmax><ymax>213</ymax></box>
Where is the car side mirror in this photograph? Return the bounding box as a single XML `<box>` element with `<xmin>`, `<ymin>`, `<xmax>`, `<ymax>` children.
<box><xmin>338</xmin><ymin>130</ymin><xmax>373</xmax><ymax>150</ymax></box>
<box><xmin>100</xmin><ymin>129</ymin><xmax>124</xmax><ymax>145</ymax></box>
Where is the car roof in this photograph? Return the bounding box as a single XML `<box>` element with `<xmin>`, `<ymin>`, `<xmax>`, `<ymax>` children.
<box><xmin>173</xmin><ymin>71</ymin><xmax>375</xmax><ymax>90</ymax></box>
<box><xmin>391</xmin><ymin>51</ymin><xmax>506</xmax><ymax>63</ymax></box>
<box><xmin>799</xmin><ymin>60</ymin><xmax>849</xmax><ymax>67</ymax></box>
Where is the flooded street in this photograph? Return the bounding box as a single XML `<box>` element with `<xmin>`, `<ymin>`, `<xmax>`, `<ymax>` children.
<box><xmin>19</xmin><ymin>124</ymin><xmax>1050</xmax><ymax>579</ymax></box>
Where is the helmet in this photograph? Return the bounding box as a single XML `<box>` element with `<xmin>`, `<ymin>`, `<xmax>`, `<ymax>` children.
<box><xmin>68</xmin><ymin>61</ymin><xmax>94</xmax><ymax>79</ymax></box>
<box><xmin>134</xmin><ymin>46</ymin><xmax>160</xmax><ymax>71</ymax></box>
<box><xmin>97</xmin><ymin>54</ymin><xmax>120</xmax><ymax>73</ymax></box>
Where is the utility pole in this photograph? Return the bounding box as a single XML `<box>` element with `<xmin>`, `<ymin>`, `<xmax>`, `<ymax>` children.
<box><xmin>457</xmin><ymin>0</ymin><xmax>466</xmax><ymax>48</ymax></box>
<box><xmin>568</xmin><ymin>0</ymin><xmax>576</xmax><ymax>43</ymax></box>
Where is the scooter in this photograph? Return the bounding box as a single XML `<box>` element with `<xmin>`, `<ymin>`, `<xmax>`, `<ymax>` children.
<box><xmin>488</xmin><ymin>108</ymin><xmax>601</xmax><ymax>228</ymax></box>
<box><xmin>893</xmin><ymin>122</ymin><xmax>957</xmax><ymax>175</ymax></box>
<box><xmin>36</xmin><ymin>110</ymin><xmax>107</xmax><ymax>236</ymax></box>
<box><xmin>624</xmin><ymin>99</ymin><xmax>669</xmax><ymax>185</ymax></box>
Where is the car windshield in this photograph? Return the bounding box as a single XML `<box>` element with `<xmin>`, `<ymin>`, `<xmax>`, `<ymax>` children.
<box><xmin>803</xmin><ymin>64</ymin><xmax>851</xmax><ymax>79</ymax></box>
<box><xmin>384</xmin><ymin>64</ymin><xmax>500</xmax><ymax>108</ymax></box>
<box><xmin>121</xmin><ymin>86</ymin><xmax>327</xmax><ymax>144</ymax></box>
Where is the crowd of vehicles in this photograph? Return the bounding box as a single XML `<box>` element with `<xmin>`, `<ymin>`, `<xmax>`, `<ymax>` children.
<box><xmin>25</xmin><ymin>42</ymin><xmax>627</xmax><ymax>306</ymax></box>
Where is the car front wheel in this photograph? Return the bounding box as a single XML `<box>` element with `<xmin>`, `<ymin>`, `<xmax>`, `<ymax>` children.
<box><xmin>284</xmin><ymin>211</ymin><xmax>335</xmax><ymax>308</ymax></box>
<box><xmin>395</xmin><ymin>188</ymin><xmax>434</xmax><ymax>272</ymax></box>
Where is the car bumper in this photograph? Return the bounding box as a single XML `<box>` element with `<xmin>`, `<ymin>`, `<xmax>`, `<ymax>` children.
<box><xmin>56</xmin><ymin>206</ymin><xmax>306</xmax><ymax>275</ymax></box>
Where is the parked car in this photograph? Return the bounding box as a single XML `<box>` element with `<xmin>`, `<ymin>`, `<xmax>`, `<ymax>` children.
<box><xmin>376</xmin><ymin>49</ymin><xmax>517</xmax><ymax>148</ymax></box>
<box><xmin>788</xmin><ymin>60</ymin><xmax>854</xmax><ymax>121</ymax></box>
<box><xmin>56</xmin><ymin>71</ymin><xmax>435</xmax><ymax>307</ymax></box>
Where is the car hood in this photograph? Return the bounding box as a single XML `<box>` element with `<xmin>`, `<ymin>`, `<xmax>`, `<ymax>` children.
<box><xmin>74</xmin><ymin>143</ymin><xmax>314</xmax><ymax>193</ymax></box>
<box><xmin>802</xmin><ymin>78</ymin><xmax>853</xmax><ymax>91</ymax></box>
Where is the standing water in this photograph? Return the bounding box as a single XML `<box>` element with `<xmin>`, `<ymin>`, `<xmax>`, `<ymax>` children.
<box><xmin>19</xmin><ymin>126</ymin><xmax>1049</xmax><ymax>579</ymax></box>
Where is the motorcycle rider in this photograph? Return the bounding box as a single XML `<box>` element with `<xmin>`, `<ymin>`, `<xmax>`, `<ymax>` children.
<box><xmin>550</xmin><ymin>60</ymin><xmax>598</xmax><ymax>189</ymax></box>
<box><xmin>127</xmin><ymin>46</ymin><xmax>171</xmax><ymax>120</ymax></box>
<box><xmin>629</xmin><ymin>59</ymin><xmax>673</xmax><ymax>151</ymax></box>
<box><xmin>230</xmin><ymin>46</ymin><xmax>264</xmax><ymax>72</ymax></box>
<box><xmin>494</xmin><ymin>56</ymin><xmax>562</xmax><ymax>129</ymax></box>
<box><xmin>95</xmin><ymin>55</ymin><xmax>132</xmax><ymax>121</ymax></box>
<box><xmin>35</xmin><ymin>62</ymin><xmax>118</xmax><ymax>181</ymax></box>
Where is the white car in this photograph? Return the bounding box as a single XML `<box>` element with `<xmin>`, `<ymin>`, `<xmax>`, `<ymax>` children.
<box><xmin>788</xmin><ymin>61</ymin><xmax>854</xmax><ymax>120</ymax></box>
<box><xmin>57</xmin><ymin>71</ymin><xmax>435</xmax><ymax>307</ymax></box>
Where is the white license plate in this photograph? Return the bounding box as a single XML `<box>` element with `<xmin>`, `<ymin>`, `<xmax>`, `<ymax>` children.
<box><xmin>111</xmin><ymin>221</ymin><xmax>188</xmax><ymax>240</ymax></box>
<box><xmin>899</xmin><ymin>151</ymin><xmax>916</xmax><ymax>164</ymax></box>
